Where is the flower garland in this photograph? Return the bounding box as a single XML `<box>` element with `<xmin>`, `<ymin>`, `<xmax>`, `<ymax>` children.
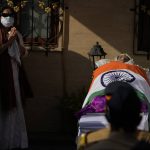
<box><xmin>38</xmin><ymin>0</ymin><xmax>59</xmax><ymax>14</ymax></box>
<box><xmin>6</xmin><ymin>0</ymin><xmax>28</xmax><ymax>12</ymax></box>
<box><xmin>6</xmin><ymin>0</ymin><xmax>61</xmax><ymax>14</ymax></box>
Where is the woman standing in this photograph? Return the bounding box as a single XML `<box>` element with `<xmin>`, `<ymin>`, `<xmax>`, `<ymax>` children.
<box><xmin>0</xmin><ymin>6</ymin><xmax>32</xmax><ymax>150</ymax></box>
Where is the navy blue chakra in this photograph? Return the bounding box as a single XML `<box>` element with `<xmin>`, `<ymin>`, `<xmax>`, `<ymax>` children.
<box><xmin>101</xmin><ymin>70</ymin><xmax>135</xmax><ymax>87</ymax></box>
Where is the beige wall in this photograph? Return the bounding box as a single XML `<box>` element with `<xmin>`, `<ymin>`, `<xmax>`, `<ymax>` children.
<box><xmin>24</xmin><ymin>0</ymin><xmax>150</xmax><ymax>133</ymax></box>
<box><xmin>68</xmin><ymin>0</ymin><xmax>150</xmax><ymax>67</ymax></box>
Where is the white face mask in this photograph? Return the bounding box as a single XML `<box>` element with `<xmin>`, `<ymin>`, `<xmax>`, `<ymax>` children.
<box><xmin>1</xmin><ymin>16</ymin><xmax>14</xmax><ymax>27</ymax></box>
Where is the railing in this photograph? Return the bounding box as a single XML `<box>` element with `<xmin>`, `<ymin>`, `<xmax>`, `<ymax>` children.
<box><xmin>1</xmin><ymin>0</ymin><xmax>64</xmax><ymax>54</ymax></box>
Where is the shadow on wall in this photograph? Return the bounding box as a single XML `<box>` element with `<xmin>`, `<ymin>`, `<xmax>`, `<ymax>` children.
<box><xmin>22</xmin><ymin>50</ymin><xmax>93</xmax><ymax>133</ymax></box>
<box><xmin>69</xmin><ymin>0</ymin><xmax>134</xmax><ymax>52</ymax></box>
<box><xmin>63</xmin><ymin>50</ymin><xmax>93</xmax><ymax>94</ymax></box>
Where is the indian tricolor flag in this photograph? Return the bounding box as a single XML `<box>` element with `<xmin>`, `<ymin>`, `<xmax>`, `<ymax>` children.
<box><xmin>82</xmin><ymin>61</ymin><xmax>150</xmax><ymax>108</ymax></box>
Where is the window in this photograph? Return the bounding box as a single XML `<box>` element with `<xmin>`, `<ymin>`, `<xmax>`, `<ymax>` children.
<box><xmin>1</xmin><ymin>0</ymin><xmax>64</xmax><ymax>50</ymax></box>
<box><xmin>133</xmin><ymin>0</ymin><xmax>150</xmax><ymax>57</ymax></box>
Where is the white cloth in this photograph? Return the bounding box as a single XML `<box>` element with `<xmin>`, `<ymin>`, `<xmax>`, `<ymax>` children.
<box><xmin>8</xmin><ymin>39</ymin><xmax>21</xmax><ymax>64</ymax></box>
<box><xmin>8</xmin><ymin>31</ymin><xmax>23</xmax><ymax>65</ymax></box>
<box><xmin>78</xmin><ymin>113</ymin><xmax>109</xmax><ymax>135</ymax></box>
<box><xmin>95</xmin><ymin>59</ymin><xmax>110</xmax><ymax>67</ymax></box>
<box><xmin>137</xmin><ymin>113</ymin><xmax>149</xmax><ymax>131</ymax></box>
<box><xmin>78</xmin><ymin>113</ymin><xmax>149</xmax><ymax>135</ymax></box>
